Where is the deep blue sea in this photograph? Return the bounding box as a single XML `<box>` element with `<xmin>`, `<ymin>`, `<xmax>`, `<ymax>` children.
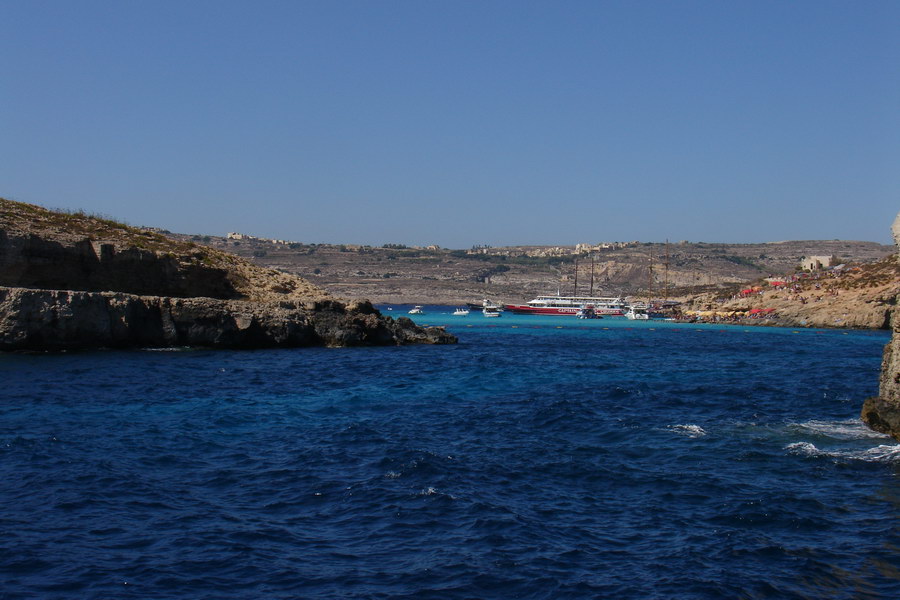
<box><xmin>2</xmin><ymin>307</ymin><xmax>899</xmax><ymax>599</ymax></box>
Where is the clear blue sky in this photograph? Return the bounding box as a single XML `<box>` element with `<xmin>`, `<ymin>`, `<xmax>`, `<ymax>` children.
<box><xmin>2</xmin><ymin>1</ymin><xmax>898</xmax><ymax>247</ymax></box>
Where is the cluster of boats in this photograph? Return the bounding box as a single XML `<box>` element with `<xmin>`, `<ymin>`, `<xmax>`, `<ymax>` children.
<box><xmin>409</xmin><ymin>301</ymin><xmax>501</xmax><ymax>317</ymax></box>
<box><xmin>504</xmin><ymin>294</ymin><xmax>627</xmax><ymax>317</ymax></box>
<box><xmin>503</xmin><ymin>295</ymin><xmax>654</xmax><ymax>320</ymax></box>
<box><xmin>450</xmin><ymin>306</ymin><xmax>501</xmax><ymax>317</ymax></box>
<box><xmin>409</xmin><ymin>295</ymin><xmax>661</xmax><ymax>320</ymax></box>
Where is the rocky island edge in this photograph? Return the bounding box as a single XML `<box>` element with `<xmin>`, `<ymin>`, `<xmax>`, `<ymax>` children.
<box><xmin>0</xmin><ymin>198</ymin><xmax>455</xmax><ymax>350</ymax></box>
<box><xmin>861</xmin><ymin>212</ymin><xmax>900</xmax><ymax>441</ymax></box>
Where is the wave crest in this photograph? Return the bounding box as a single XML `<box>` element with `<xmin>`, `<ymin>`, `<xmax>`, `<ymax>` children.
<box><xmin>790</xmin><ymin>419</ymin><xmax>891</xmax><ymax>441</ymax></box>
<box><xmin>668</xmin><ymin>424</ymin><xmax>707</xmax><ymax>438</ymax></box>
<box><xmin>785</xmin><ymin>441</ymin><xmax>900</xmax><ymax>463</ymax></box>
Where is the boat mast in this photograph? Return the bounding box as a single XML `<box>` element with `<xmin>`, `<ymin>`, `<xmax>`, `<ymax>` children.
<box><xmin>664</xmin><ymin>239</ymin><xmax>670</xmax><ymax>303</ymax></box>
<box><xmin>589</xmin><ymin>254</ymin><xmax>595</xmax><ymax>296</ymax></box>
<box><xmin>573</xmin><ymin>258</ymin><xmax>578</xmax><ymax>296</ymax></box>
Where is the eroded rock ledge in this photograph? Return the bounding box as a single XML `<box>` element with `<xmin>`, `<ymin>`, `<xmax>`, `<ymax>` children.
<box><xmin>0</xmin><ymin>199</ymin><xmax>456</xmax><ymax>350</ymax></box>
<box><xmin>0</xmin><ymin>287</ymin><xmax>455</xmax><ymax>350</ymax></box>
<box><xmin>861</xmin><ymin>213</ymin><xmax>900</xmax><ymax>441</ymax></box>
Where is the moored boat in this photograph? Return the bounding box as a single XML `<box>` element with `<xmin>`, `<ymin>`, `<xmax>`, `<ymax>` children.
<box><xmin>505</xmin><ymin>295</ymin><xmax>626</xmax><ymax>316</ymax></box>
<box><xmin>625</xmin><ymin>305</ymin><xmax>650</xmax><ymax>320</ymax></box>
<box><xmin>467</xmin><ymin>299</ymin><xmax>504</xmax><ymax>312</ymax></box>
<box><xmin>408</xmin><ymin>305</ymin><xmax>425</xmax><ymax>315</ymax></box>
<box><xmin>576</xmin><ymin>305</ymin><xmax>601</xmax><ymax>319</ymax></box>
<box><xmin>452</xmin><ymin>307</ymin><xmax>470</xmax><ymax>316</ymax></box>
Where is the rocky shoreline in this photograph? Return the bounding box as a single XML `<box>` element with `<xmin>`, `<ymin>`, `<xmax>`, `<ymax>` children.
<box><xmin>0</xmin><ymin>287</ymin><xmax>453</xmax><ymax>350</ymax></box>
<box><xmin>860</xmin><ymin>213</ymin><xmax>900</xmax><ymax>442</ymax></box>
<box><xmin>0</xmin><ymin>199</ymin><xmax>456</xmax><ymax>350</ymax></box>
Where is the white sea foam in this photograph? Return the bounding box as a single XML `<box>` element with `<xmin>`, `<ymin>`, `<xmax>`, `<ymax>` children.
<box><xmin>790</xmin><ymin>419</ymin><xmax>891</xmax><ymax>441</ymax></box>
<box><xmin>858</xmin><ymin>445</ymin><xmax>900</xmax><ymax>462</ymax></box>
<box><xmin>417</xmin><ymin>486</ymin><xmax>456</xmax><ymax>499</ymax></box>
<box><xmin>143</xmin><ymin>347</ymin><xmax>190</xmax><ymax>352</ymax></box>
<box><xmin>785</xmin><ymin>441</ymin><xmax>819</xmax><ymax>456</ymax></box>
<box><xmin>668</xmin><ymin>424</ymin><xmax>707</xmax><ymax>438</ymax></box>
<box><xmin>785</xmin><ymin>441</ymin><xmax>900</xmax><ymax>463</ymax></box>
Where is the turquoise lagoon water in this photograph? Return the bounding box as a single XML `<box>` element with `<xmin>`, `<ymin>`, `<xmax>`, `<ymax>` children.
<box><xmin>1</xmin><ymin>308</ymin><xmax>898</xmax><ymax>599</ymax></box>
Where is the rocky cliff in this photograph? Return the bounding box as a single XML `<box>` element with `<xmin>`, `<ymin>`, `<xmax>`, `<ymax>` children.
<box><xmin>0</xmin><ymin>199</ymin><xmax>455</xmax><ymax>349</ymax></box>
<box><xmin>679</xmin><ymin>255</ymin><xmax>899</xmax><ymax>329</ymax></box>
<box><xmin>0</xmin><ymin>289</ymin><xmax>452</xmax><ymax>350</ymax></box>
<box><xmin>860</xmin><ymin>213</ymin><xmax>900</xmax><ymax>441</ymax></box>
<box><xmin>0</xmin><ymin>200</ymin><xmax>329</xmax><ymax>303</ymax></box>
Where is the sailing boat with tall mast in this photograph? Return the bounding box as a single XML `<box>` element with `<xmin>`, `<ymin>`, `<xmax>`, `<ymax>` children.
<box><xmin>505</xmin><ymin>254</ymin><xmax>626</xmax><ymax>316</ymax></box>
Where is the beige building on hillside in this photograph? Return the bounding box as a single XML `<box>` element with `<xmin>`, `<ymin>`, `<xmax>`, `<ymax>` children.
<box><xmin>800</xmin><ymin>255</ymin><xmax>838</xmax><ymax>270</ymax></box>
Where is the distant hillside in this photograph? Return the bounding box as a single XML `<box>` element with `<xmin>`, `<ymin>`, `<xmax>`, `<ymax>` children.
<box><xmin>174</xmin><ymin>231</ymin><xmax>894</xmax><ymax>305</ymax></box>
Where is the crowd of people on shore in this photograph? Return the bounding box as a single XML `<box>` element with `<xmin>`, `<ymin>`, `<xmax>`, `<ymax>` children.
<box><xmin>673</xmin><ymin>309</ymin><xmax>778</xmax><ymax>325</ymax></box>
<box><xmin>723</xmin><ymin>268</ymin><xmax>849</xmax><ymax>306</ymax></box>
<box><xmin>678</xmin><ymin>266</ymin><xmax>854</xmax><ymax>324</ymax></box>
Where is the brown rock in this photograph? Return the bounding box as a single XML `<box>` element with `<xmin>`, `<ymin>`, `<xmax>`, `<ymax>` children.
<box><xmin>0</xmin><ymin>287</ymin><xmax>455</xmax><ymax>350</ymax></box>
<box><xmin>0</xmin><ymin>199</ymin><xmax>456</xmax><ymax>350</ymax></box>
<box><xmin>860</xmin><ymin>212</ymin><xmax>900</xmax><ymax>440</ymax></box>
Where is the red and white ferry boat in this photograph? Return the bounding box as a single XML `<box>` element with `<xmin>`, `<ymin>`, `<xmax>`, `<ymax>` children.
<box><xmin>504</xmin><ymin>295</ymin><xmax>627</xmax><ymax>316</ymax></box>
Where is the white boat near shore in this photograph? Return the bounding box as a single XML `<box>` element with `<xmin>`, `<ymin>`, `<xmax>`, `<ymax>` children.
<box><xmin>468</xmin><ymin>299</ymin><xmax>504</xmax><ymax>312</ymax></box>
<box><xmin>625</xmin><ymin>305</ymin><xmax>650</xmax><ymax>320</ymax></box>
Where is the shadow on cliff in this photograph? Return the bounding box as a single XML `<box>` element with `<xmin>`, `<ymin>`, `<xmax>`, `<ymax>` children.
<box><xmin>0</xmin><ymin>231</ymin><xmax>240</xmax><ymax>299</ymax></box>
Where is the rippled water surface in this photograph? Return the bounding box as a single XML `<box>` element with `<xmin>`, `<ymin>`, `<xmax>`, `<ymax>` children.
<box><xmin>2</xmin><ymin>310</ymin><xmax>899</xmax><ymax>599</ymax></box>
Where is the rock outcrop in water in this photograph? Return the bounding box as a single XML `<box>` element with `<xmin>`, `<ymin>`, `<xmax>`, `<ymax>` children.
<box><xmin>0</xmin><ymin>289</ymin><xmax>452</xmax><ymax>350</ymax></box>
<box><xmin>0</xmin><ymin>199</ymin><xmax>455</xmax><ymax>349</ymax></box>
<box><xmin>860</xmin><ymin>213</ymin><xmax>900</xmax><ymax>441</ymax></box>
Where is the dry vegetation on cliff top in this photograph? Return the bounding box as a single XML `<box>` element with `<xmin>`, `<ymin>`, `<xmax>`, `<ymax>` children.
<box><xmin>0</xmin><ymin>197</ymin><xmax>190</xmax><ymax>251</ymax></box>
<box><xmin>0</xmin><ymin>198</ymin><xmax>331</xmax><ymax>304</ymax></box>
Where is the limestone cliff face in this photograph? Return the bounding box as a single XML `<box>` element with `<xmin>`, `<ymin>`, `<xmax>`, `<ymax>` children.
<box><xmin>0</xmin><ymin>199</ymin><xmax>456</xmax><ymax>349</ymax></box>
<box><xmin>0</xmin><ymin>230</ymin><xmax>239</xmax><ymax>299</ymax></box>
<box><xmin>860</xmin><ymin>213</ymin><xmax>900</xmax><ymax>440</ymax></box>
<box><xmin>0</xmin><ymin>288</ymin><xmax>454</xmax><ymax>350</ymax></box>
<box><xmin>0</xmin><ymin>199</ymin><xmax>331</xmax><ymax>303</ymax></box>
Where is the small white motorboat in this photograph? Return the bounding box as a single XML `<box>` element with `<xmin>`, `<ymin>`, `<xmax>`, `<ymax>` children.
<box><xmin>408</xmin><ymin>305</ymin><xmax>425</xmax><ymax>315</ymax></box>
<box><xmin>452</xmin><ymin>308</ymin><xmax>470</xmax><ymax>316</ymax></box>
<box><xmin>483</xmin><ymin>307</ymin><xmax>501</xmax><ymax>317</ymax></box>
<box><xmin>625</xmin><ymin>306</ymin><xmax>649</xmax><ymax>320</ymax></box>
